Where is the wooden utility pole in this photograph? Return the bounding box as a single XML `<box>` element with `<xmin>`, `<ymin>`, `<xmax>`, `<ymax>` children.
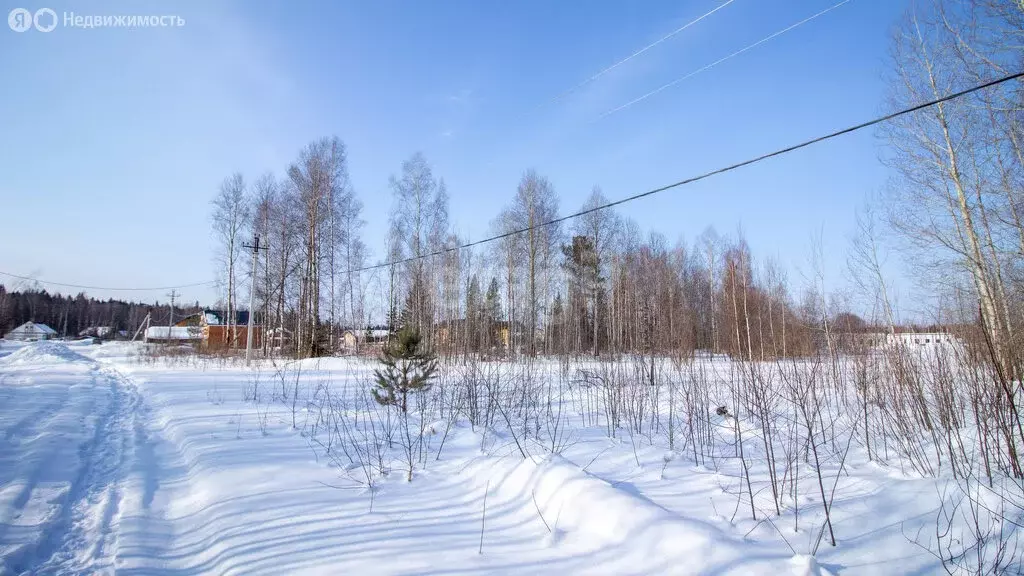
<box><xmin>132</xmin><ymin>312</ymin><xmax>151</xmax><ymax>342</ymax></box>
<box><xmin>243</xmin><ymin>234</ymin><xmax>268</xmax><ymax>366</ymax></box>
<box><xmin>167</xmin><ymin>289</ymin><xmax>179</xmax><ymax>329</ymax></box>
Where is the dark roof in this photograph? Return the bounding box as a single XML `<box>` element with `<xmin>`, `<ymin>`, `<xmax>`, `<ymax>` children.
<box><xmin>202</xmin><ymin>309</ymin><xmax>252</xmax><ymax>326</ymax></box>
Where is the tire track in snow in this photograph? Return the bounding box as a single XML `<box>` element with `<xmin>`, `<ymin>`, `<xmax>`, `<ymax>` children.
<box><xmin>30</xmin><ymin>366</ymin><xmax>141</xmax><ymax>575</ymax></box>
<box><xmin>92</xmin><ymin>362</ymin><xmax>183</xmax><ymax>574</ymax></box>
<box><xmin>1</xmin><ymin>383</ymin><xmax>69</xmax><ymax>446</ymax></box>
<box><xmin>0</xmin><ymin>382</ymin><xmax>72</xmax><ymax>517</ymax></box>
<box><xmin>0</xmin><ymin>372</ymin><xmax>95</xmax><ymax>573</ymax></box>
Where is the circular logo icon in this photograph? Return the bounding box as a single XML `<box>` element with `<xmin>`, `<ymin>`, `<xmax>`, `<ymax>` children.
<box><xmin>33</xmin><ymin>8</ymin><xmax>57</xmax><ymax>32</ymax></box>
<box><xmin>8</xmin><ymin>8</ymin><xmax>32</xmax><ymax>32</ymax></box>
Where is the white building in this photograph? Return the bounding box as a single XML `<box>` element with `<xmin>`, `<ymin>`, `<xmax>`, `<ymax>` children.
<box><xmin>78</xmin><ymin>326</ymin><xmax>113</xmax><ymax>338</ymax></box>
<box><xmin>341</xmin><ymin>328</ymin><xmax>390</xmax><ymax>351</ymax></box>
<box><xmin>864</xmin><ymin>331</ymin><xmax>963</xmax><ymax>350</ymax></box>
<box><xmin>144</xmin><ymin>326</ymin><xmax>202</xmax><ymax>344</ymax></box>
<box><xmin>4</xmin><ymin>322</ymin><xmax>58</xmax><ymax>341</ymax></box>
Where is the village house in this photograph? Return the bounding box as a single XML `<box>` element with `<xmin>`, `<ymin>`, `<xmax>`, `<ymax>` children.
<box><xmin>4</xmin><ymin>321</ymin><xmax>57</xmax><ymax>341</ymax></box>
<box><xmin>340</xmin><ymin>326</ymin><xmax>391</xmax><ymax>353</ymax></box>
<box><xmin>136</xmin><ymin>310</ymin><xmax>263</xmax><ymax>350</ymax></box>
<box><xmin>838</xmin><ymin>329</ymin><xmax>965</xmax><ymax>353</ymax></box>
<box><xmin>78</xmin><ymin>326</ymin><xmax>113</xmax><ymax>339</ymax></box>
<box><xmin>144</xmin><ymin>326</ymin><xmax>203</xmax><ymax>345</ymax></box>
<box><xmin>433</xmin><ymin>319</ymin><xmax>512</xmax><ymax>353</ymax></box>
<box><xmin>265</xmin><ymin>326</ymin><xmax>293</xmax><ymax>350</ymax></box>
<box><xmin>867</xmin><ymin>331</ymin><xmax>962</xmax><ymax>348</ymax></box>
<box><xmin>172</xmin><ymin>309</ymin><xmax>263</xmax><ymax>351</ymax></box>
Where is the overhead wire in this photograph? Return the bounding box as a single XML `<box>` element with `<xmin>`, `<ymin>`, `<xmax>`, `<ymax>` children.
<box><xmin>6</xmin><ymin>72</ymin><xmax>1022</xmax><ymax>292</ymax></box>
<box><xmin>342</xmin><ymin>70</ymin><xmax>1024</xmax><ymax>275</ymax></box>
<box><xmin>0</xmin><ymin>271</ymin><xmax>217</xmax><ymax>292</ymax></box>
<box><xmin>0</xmin><ymin>2</ymin><xmax>740</xmax><ymax>294</ymax></box>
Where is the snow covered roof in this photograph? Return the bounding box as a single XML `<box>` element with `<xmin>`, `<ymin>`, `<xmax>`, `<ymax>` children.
<box><xmin>5</xmin><ymin>322</ymin><xmax>57</xmax><ymax>339</ymax></box>
<box><xmin>343</xmin><ymin>328</ymin><xmax>390</xmax><ymax>340</ymax></box>
<box><xmin>144</xmin><ymin>326</ymin><xmax>200</xmax><ymax>341</ymax></box>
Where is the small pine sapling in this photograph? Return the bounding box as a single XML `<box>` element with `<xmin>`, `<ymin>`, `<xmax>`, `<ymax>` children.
<box><xmin>372</xmin><ymin>327</ymin><xmax>438</xmax><ymax>413</ymax></box>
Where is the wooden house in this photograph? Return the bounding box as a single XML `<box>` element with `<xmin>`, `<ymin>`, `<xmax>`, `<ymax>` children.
<box><xmin>172</xmin><ymin>309</ymin><xmax>262</xmax><ymax>351</ymax></box>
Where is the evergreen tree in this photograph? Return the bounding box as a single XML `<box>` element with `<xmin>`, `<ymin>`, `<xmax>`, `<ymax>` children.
<box><xmin>562</xmin><ymin>235</ymin><xmax>602</xmax><ymax>355</ymax></box>
<box><xmin>372</xmin><ymin>327</ymin><xmax>438</xmax><ymax>413</ymax></box>
<box><xmin>484</xmin><ymin>278</ymin><xmax>503</xmax><ymax>350</ymax></box>
<box><xmin>549</xmin><ymin>292</ymin><xmax>565</xmax><ymax>355</ymax></box>
<box><xmin>400</xmin><ymin>272</ymin><xmax>432</xmax><ymax>334</ymax></box>
<box><xmin>465</xmin><ymin>274</ymin><xmax>482</xmax><ymax>352</ymax></box>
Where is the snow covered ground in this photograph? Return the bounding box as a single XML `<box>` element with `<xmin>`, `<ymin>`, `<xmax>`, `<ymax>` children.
<box><xmin>0</xmin><ymin>340</ymin><xmax>997</xmax><ymax>574</ymax></box>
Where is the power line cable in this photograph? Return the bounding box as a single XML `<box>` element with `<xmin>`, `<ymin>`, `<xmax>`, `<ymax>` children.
<box><xmin>345</xmin><ymin>70</ymin><xmax>1024</xmax><ymax>274</ymax></box>
<box><xmin>599</xmin><ymin>0</ymin><xmax>853</xmax><ymax>120</ymax></box>
<box><xmin>5</xmin><ymin>71</ymin><xmax>1021</xmax><ymax>292</ymax></box>
<box><xmin>0</xmin><ymin>271</ymin><xmax>216</xmax><ymax>292</ymax></box>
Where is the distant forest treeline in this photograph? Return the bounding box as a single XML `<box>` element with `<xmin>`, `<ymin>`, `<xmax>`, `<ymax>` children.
<box><xmin>0</xmin><ymin>285</ymin><xmax>201</xmax><ymax>338</ymax></box>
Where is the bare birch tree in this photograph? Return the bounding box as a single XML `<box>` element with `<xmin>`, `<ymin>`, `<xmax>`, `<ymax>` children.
<box><xmin>388</xmin><ymin>152</ymin><xmax>449</xmax><ymax>336</ymax></box>
<box><xmin>212</xmin><ymin>172</ymin><xmax>250</xmax><ymax>348</ymax></box>
<box><xmin>504</xmin><ymin>170</ymin><xmax>561</xmax><ymax>356</ymax></box>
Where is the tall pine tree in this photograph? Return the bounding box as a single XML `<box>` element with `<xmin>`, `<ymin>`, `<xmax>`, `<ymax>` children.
<box><xmin>484</xmin><ymin>278</ymin><xmax>503</xmax><ymax>351</ymax></box>
<box><xmin>465</xmin><ymin>275</ymin><xmax>482</xmax><ymax>352</ymax></box>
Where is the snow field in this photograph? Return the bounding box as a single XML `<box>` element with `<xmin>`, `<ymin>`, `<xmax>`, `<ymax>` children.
<box><xmin>0</xmin><ymin>341</ymin><xmax>131</xmax><ymax>575</ymax></box>
<box><xmin>1</xmin><ymin>340</ymin><xmax>1012</xmax><ymax>574</ymax></box>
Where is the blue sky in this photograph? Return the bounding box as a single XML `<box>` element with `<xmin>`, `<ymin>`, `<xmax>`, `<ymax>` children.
<box><xmin>0</xmin><ymin>0</ymin><xmax>912</xmax><ymax>314</ymax></box>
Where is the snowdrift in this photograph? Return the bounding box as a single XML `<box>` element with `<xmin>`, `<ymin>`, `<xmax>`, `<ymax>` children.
<box><xmin>463</xmin><ymin>455</ymin><xmax>824</xmax><ymax>575</ymax></box>
<box><xmin>0</xmin><ymin>341</ymin><xmax>90</xmax><ymax>367</ymax></box>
